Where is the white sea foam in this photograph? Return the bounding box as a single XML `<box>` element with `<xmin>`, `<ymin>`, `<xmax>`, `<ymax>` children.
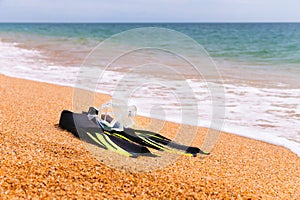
<box><xmin>1</xmin><ymin>40</ymin><xmax>300</xmax><ymax>157</ymax></box>
<box><xmin>0</xmin><ymin>39</ymin><xmax>79</xmax><ymax>87</ymax></box>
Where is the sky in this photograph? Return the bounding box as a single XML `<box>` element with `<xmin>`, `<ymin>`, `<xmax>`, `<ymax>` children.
<box><xmin>0</xmin><ymin>0</ymin><xmax>299</xmax><ymax>22</ymax></box>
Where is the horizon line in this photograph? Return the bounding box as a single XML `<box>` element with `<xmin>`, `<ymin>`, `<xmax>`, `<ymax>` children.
<box><xmin>0</xmin><ymin>21</ymin><xmax>300</xmax><ymax>24</ymax></box>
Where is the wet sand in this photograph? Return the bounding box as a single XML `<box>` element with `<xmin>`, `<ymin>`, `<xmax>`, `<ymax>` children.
<box><xmin>0</xmin><ymin>74</ymin><xmax>299</xmax><ymax>199</ymax></box>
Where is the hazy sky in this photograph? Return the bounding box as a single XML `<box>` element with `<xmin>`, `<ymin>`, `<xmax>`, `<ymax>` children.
<box><xmin>0</xmin><ymin>0</ymin><xmax>299</xmax><ymax>22</ymax></box>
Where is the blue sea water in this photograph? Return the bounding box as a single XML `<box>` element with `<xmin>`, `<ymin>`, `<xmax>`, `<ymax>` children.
<box><xmin>1</xmin><ymin>23</ymin><xmax>300</xmax><ymax>65</ymax></box>
<box><xmin>0</xmin><ymin>23</ymin><xmax>299</xmax><ymax>156</ymax></box>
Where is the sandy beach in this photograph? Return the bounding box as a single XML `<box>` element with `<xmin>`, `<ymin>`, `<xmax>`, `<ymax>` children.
<box><xmin>0</xmin><ymin>74</ymin><xmax>299</xmax><ymax>199</ymax></box>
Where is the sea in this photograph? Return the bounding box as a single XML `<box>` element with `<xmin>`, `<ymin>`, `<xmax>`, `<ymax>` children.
<box><xmin>0</xmin><ymin>23</ymin><xmax>299</xmax><ymax>157</ymax></box>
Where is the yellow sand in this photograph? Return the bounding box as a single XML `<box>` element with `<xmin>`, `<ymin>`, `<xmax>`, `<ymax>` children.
<box><xmin>0</xmin><ymin>74</ymin><xmax>299</xmax><ymax>199</ymax></box>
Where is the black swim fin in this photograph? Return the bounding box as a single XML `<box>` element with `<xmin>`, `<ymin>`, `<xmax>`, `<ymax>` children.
<box><xmin>85</xmin><ymin>107</ymin><xmax>210</xmax><ymax>156</ymax></box>
<box><xmin>111</xmin><ymin>128</ymin><xmax>209</xmax><ymax>157</ymax></box>
<box><xmin>59</xmin><ymin>110</ymin><xmax>156</xmax><ymax>158</ymax></box>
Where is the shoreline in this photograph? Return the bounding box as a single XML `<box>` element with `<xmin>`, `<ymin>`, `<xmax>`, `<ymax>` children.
<box><xmin>0</xmin><ymin>74</ymin><xmax>299</xmax><ymax>198</ymax></box>
<box><xmin>1</xmin><ymin>34</ymin><xmax>300</xmax><ymax>156</ymax></box>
